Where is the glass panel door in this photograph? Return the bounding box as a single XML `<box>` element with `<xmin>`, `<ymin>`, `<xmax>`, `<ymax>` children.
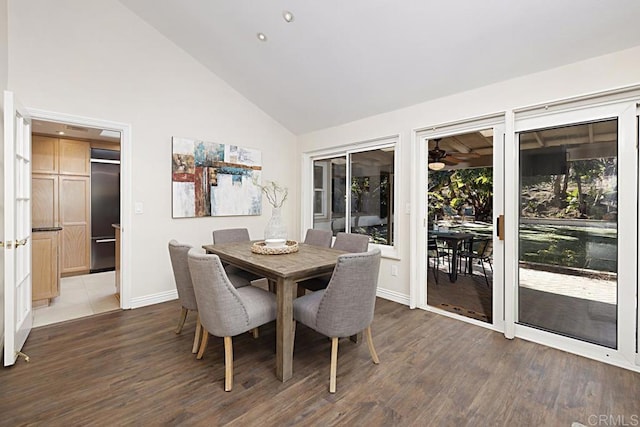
<box><xmin>426</xmin><ymin>129</ymin><xmax>497</xmax><ymax>324</ymax></box>
<box><xmin>517</xmin><ymin>119</ymin><xmax>618</xmax><ymax>348</ymax></box>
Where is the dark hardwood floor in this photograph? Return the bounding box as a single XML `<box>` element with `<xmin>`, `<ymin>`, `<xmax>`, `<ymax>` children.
<box><xmin>1</xmin><ymin>298</ymin><xmax>638</xmax><ymax>426</ymax></box>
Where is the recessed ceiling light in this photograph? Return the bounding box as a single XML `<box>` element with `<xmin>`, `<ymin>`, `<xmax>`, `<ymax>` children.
<box><xmin>57</xmin><ymin>131</ymin><xmax>65</xmax><ymax>135</ymax></box>
<box><xmin>257</xmin><ymin>32</ymin><xmax>267</xmax><ymax>42</ymax></box>
<box><xmin>282</xmin><ymin>11</ymin><xmax>294</xmax><ymax>23</ymax></box>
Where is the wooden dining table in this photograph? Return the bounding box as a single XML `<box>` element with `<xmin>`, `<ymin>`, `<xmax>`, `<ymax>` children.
<box><xmin>202</xmin><ymin>241</ymin><xmax>345</xmax><ymax>382</ymax></box>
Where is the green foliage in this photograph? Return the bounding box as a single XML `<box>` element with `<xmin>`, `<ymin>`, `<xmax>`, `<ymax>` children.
<box><xmin>428</xmin><ymin>167</ymin><xmax>493</xmax><ymax>222</ymax></box>
<box><xmin>521</xmin><ymin>157</ymin><xmax>617</xmax><ymax>220</ymax></box>
<box><xmin>533</xmin><ymin>244</ymin><xmax>580</xmax><ymax>267</ymax></box>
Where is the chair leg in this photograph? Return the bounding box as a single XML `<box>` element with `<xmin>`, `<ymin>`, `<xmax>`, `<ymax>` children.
<box><xmin>197</xmin><ymin>329</ymin><xmax>209</xmax><ymax>360</ymax></box>
<box><xmin>251</xmin><ymin>327</ymin><xmax>259</xmax><ymax>339</ymax></box>
<box><xmin>224</xmin><ymin>336</ymin><xmax>233</xmax><ymax>392</ymax></box>
<box><xmin>428</xmin><ymin>252</ymin><xmax>439</xmax><ymax>284</ymax></box>
<box><xmin>175</xmin><ymin>307</ymin><xmax>188</xmax><ymax>334</ymax></box>
<box><xmin>481</xmin><ymin>261</ymin><xmax>490</xmax><ymax>288</ymax></box>
<box><xmin>329</xmin><ymin>337</ymin><xmax>339</xmax><ymax>393</ymax></box>
<box><xmin>365</xmin><ymin>326</ymin><xmax>380</xmax><ymax>364</ymax></box>
<box><xmin>192</xmin><ymin>314</ymin><xmax>202</xmax><ymax>354</ymax></box>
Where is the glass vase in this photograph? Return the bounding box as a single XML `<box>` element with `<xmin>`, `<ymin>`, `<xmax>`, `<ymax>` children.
<box><xmin>264</xmin><ymin>207</ymin><xmax>287</xmax><ymax>240</ymax></box>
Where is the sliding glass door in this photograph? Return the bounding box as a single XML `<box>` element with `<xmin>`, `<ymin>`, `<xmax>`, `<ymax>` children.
<box><xmin>510</xmin><ymin>100</ymin><xmax>637</xmax><ymax>363</ymax></box>
<box><xmin>426</xmin><ymin>130</ymin><xmax>497</xmax><ymax>324</ymax></box>
<box><xmin>418</xmin><ymin>118</ymin><xmax>505</xmax><ymax>328</ymax></box>
<box><xmin>517</xmin><ymin>119</ymin><xmax>618</xmax><ymax>348</ymax></box>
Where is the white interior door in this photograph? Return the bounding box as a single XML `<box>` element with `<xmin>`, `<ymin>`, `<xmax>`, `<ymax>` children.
<box><xmin>3</xmin><ymin>91</ymin><xmax>33</xmax><ymax>366</ymax></box>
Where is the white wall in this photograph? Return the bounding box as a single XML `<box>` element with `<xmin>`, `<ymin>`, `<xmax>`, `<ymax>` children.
<box><xmin>298</xmin><ymin>45</ymin><xmax>640</xmax><ymax>301</ymax></box>
<box><xmin>0</xmin><ymin>0</ymin><xmax>8</xmax><ymax>344</ymax></box>
<box><xmin>7</xmin><ymin>0</ymin><xmax>297</xmax><ymax>304</ymax></box>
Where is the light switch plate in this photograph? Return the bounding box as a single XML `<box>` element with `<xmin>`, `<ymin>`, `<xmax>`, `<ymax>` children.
<box><xmin>134</xmin><ymin>202</ymin><xmax>144</xmax><ymax>214</ymax></box>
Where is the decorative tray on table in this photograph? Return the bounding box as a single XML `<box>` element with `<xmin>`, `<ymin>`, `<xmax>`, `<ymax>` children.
<box><xmin>251</xmin><ymin>240</ymin><xmax>299</xmax><ymax>255</ymax></box>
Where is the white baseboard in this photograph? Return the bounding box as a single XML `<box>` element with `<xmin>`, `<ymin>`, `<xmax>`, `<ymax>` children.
<box><xmin>376</xmin><ymin>288</ymin><xmax>409</xmax><ymax>306</ymax></box>
<box><xmin>129</xmin><ymin>289</ymin><xmax>178</xmax><ymax>309</ymax></box>
<box><xmin>129</xmin><ymin>288</ymin><xmax>406</xmax><ymax>310</ymax></box>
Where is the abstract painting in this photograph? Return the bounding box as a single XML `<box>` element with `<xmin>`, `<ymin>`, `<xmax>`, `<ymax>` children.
<box><xmin>172</xmin><ymin>137</ymin><xmax>262</xmax><ymax>217</ymax></box>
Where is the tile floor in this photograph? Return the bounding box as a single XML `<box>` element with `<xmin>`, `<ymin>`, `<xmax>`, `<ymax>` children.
<box><xmin>33</xmin><ymin>271</ymin><xmax>120</xmax><ymax>328</ymax></box>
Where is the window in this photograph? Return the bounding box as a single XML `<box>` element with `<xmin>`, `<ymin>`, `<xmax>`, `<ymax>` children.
<box><xmin>312</xmin><ymin>142</ymin><xmax>395</xmax><ymax>246</ymax></box>
<box><xmin>313</xmin><ymin>162</ymin><xmax>328</xmax><ymax>218</ymax></box>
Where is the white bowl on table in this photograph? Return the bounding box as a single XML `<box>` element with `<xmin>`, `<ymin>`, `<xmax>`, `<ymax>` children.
<box><xmin>264</xmin><ymin>238</ymin><xmax>286</xmax><ymax>248</ymax></box>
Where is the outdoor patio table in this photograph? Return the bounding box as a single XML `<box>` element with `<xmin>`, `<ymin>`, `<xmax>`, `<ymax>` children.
<box><xmin>430</xmin><ymin>231</ymin><xmax>474</xmax><ymax>282</ymax></box>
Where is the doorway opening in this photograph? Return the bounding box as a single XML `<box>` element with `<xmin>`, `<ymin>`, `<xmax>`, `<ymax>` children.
<box><xmin>426</xmin><ymin>129</ymin><xmax>495</xmax><ymax>323</ymax></box>
<box><xmin>31</xmin><ymin>119</ymin><xmax>123</xmax><ymax>327</ymax></box>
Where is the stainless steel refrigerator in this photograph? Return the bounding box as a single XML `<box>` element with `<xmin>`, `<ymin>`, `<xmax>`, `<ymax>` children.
<box><xmin>90</xmin><ymin>148</ymin><xmax>120</xmax><ymax>273</ymax></box>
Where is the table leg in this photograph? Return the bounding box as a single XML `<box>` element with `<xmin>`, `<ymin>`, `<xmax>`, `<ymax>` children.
<box><xmin>276</xmin><ymin>277</ymin><xmax>296</xmax><ymax>382</ymax></box>
<box><xmin>449</xmin><ymin>243</ymin><xmax>459</xmax><ymax>282</ymax></box>
<box><xmin>466</xmin><ymin>238</ymin><xmax>474</xmax><ymax>275</ymax></box>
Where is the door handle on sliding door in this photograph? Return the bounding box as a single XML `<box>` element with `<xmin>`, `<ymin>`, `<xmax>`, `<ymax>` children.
<box><xmin>496</xmin><ymin>215</ymin><xmax>505</xmax><ymax>241</ymax></box>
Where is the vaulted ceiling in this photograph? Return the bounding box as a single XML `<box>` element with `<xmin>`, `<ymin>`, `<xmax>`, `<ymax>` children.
<box><xmin>119</xmin><ymin>0</ymin><xmax>640</xmax><ymax>135</ymax></box>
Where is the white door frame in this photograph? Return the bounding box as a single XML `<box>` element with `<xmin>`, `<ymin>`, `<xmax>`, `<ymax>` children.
<box><xmin>505</xmin><ymin>96</ymin><xmax>640</xmax><ymax>371</ymax></box>
<box><xmin>26</xmin><ymin>108</ymin><xmax>132</xmax><ymax>309</ymax></box>
<box><xmin>412</xmin><ymin>113</ymin><xmax>505</xmax><ymax>332</ymax></box>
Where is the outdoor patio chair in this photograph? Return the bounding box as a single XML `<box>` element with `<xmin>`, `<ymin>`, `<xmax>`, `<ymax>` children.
<box><xmin>459</xmin><ymin>238</ymin><xmax>493</xmax><ymax>287</ymax></box>
<box><xmin>427</xmin><ymin>237</ymin><xmax>450</xmax><ymax>284</ymax></box>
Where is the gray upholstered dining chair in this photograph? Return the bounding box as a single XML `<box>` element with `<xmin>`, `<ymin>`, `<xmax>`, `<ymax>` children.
<box><xmin>169</xmin><ymin>239</ymin><xmax>257</xmax><ymax>356</ymax></box>
<box><xmin>212</xmin><ymin>228</ymin><xmax>251</xmax><ymax>244</ymax></box>
<box><xmin>298</xmin><ymin>232</ymin><xmax>370</xmax><ymax>293</ymax></box>
<box><xmin>293</xmin><ymin>248</ymin><xmax>382</xmax><ymax>393</ymax></box>
<box><xmin>187</xmin><ymin>248</ymin><xmax>277</xmax><ymax>391</ymax></box>
<box><xmin>303</xmin><ymin>228</ymin><xmax>333</xmax><ymax>248</ymax></box>
<box><xmin>211</xmin><ymin>227</ymin><xmax>260</xmax><ymax>287</ymax></box>
<box><xmin>168</xmin><ymin>240</ymin><xmax>203</xmax><ymax>354</ymax></box>
<box><xmin>332</xmin><ymin>232</ymin><xmax>370</xmax><ymax>253</ymax></box>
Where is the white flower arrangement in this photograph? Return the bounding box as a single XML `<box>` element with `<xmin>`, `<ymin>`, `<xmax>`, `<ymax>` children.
<box><xmin>255</xmin><ymin>179</ymin><xmax>288</xmax><ymax>208</ymax></box>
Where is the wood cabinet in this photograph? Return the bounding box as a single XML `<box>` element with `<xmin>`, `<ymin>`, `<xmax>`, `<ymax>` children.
<box><xmin>32</xmin><ymin>135</ymin><xmax>91</xmax><ymax>278</ymax></box>
<box><xmin>32</xmin><ymin>230</ymin><xmax>60</xmax><ymax>306</ymax></box>
<box><xmin>59</xmin><ymin>138</ymin><xmax>90</xmax><ymax>176</ymax></box>
<box><xmin>32</xmin><ymin>174</ymin><xmax>58</xmax><ymax>228</ymax></box>
<box><xmin>59</xmin><ymin>175</ymin><xmax>91</xmax><ymax>275</ymax></box>
<box><xmin>32</xmin><ymin>135</ymin><xmax>91</xmax><ymax>176</ymax></box>
<box><xmin>32</xmin><ymin>135</ymin><xmax>59</xmax><ymax>174</ymax></box>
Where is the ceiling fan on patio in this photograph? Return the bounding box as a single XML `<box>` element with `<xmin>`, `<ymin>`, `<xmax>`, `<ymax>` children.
<box><xmin>428</xmin><ymin>139</ymin><xmax>455</xmax><ymax>170</ymax></box>
<box><xmin>428</xmin><ymin>138</ymin><xmax>479</xmax><ymax>170</ymax></box>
